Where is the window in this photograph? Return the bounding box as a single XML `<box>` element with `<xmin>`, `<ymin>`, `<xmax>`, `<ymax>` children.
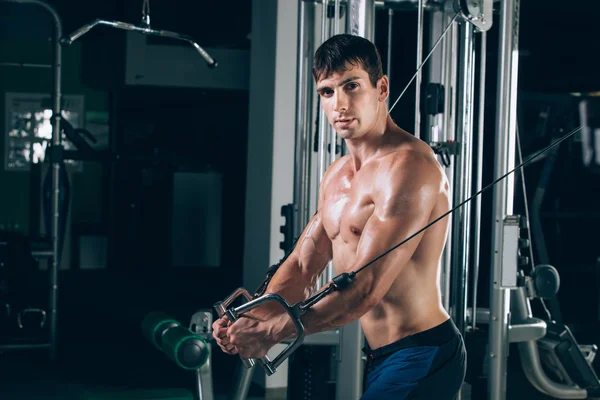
<box><xmin>5</xmin><ymin>92</ymin><xmax>84</xmax><ymax>171</ymax></box>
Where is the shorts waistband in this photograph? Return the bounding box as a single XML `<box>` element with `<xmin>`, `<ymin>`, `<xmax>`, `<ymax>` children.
<box><xmin>362</xmin><ymin>318</ymin><xmax>459</xmax><ymax>361</ymax></box>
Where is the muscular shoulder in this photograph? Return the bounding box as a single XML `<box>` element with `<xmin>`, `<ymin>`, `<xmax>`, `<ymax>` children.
<box><xmin>320</xmin><ymin>155</ymin><xmax>352</xmax><ymax>189</ymax></box>
<box><xmin>379</xmin><ymin>148</ymin><xmax>443</xmax><ymax>182</ymax></box>
<box><xmin>373</xmin><ymin>149</ymin><xmax>447</xmax><ymax>215</ymax></box>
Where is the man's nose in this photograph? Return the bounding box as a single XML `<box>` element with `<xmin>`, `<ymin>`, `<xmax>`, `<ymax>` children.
<box><xmin>334</xmin><ymin>91</ymin><xmax>347</xmax><ymax>112</ymax></box>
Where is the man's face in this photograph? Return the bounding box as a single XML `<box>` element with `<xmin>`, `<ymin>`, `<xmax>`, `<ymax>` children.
<box><xmin>316</xmin><ymin>62</ymin><xmax>387</xmax><ymax>140</ymax></box>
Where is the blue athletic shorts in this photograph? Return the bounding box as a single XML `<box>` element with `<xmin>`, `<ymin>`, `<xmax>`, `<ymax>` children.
<box><xmin>361</xmin><ymin>318</ymin><xmax>467</xmax><ymax>400</ymax></box>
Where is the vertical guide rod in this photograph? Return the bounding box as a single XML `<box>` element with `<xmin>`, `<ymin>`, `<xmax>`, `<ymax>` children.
<box><xmin>471</xmin><ymin>30</ymin><xmax>487</xmax><ymax>329</ymax></box>
<box><xmin>293</xmin><ymin>0</ymin><xmax>315</xmax><ymax>240</ymax></box>
<box><xmin>49</xmin><ymin>0</ymin><xmax>63</xmax><ymax>360</ymax></box>
<box><xmin>414</xmin><ymin>0</ymin><xmax>424</xmax><ymax>138</ymax></box>
<box><xmin>488</xmin><ymin>0</ymin><xmax>521</xmax><ymax>397</ymax></box>
<box><xmin>317</xmin><ymin>0</ymin><xmax>330</xmax><ymax>183</ymax></box>
<box><xmin>318</xmin><ymin>0</ymin><xmax>332</xmax><ymax>289</ymax></box>
<box><xmin>386</xmin><ymin>8</ymin><xmax>393</xmax><ymax>110</ymax></box>
<box><xmin>329</xmin><ymin>0</ymin><xmax>341</xmax><ymax>171</ymax></box>
<box><xmin>334</xmin><ymin>0</ymin><xmax>340</xmax><ymax>34</ymax></box>
<box><xmin>440</xmin><ymin>12</ymin><xmax>458</xmax><ymax>311</ymax></box>
<box><xmin>450</xmin><ymin>19</ymin><xmax>476</xmax><ymax>336</ymax></box>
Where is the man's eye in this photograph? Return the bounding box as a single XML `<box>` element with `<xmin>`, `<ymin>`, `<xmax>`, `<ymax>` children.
<box><xmin>320</xmin><ymin>89</ymin><xmax>333</xmax><ymax>96</ymax></box>
<box><xmin>346</xmin><ymin>83</ymin><xmax>358</xmax><ymax>90</ymax></box>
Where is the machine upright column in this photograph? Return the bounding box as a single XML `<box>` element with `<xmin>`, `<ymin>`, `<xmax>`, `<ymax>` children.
<box><xmin>450</xmin><ymin>18</ymin><xmax>476</xmax><ymax>336</ymax></box>
<box><xmin>293</xmin><ymin>0</ymin><xmax>316</xmax><ymax>239</ymax></box>
<box><xmin>440</xmin><ymin>11</ymin><xmax>458</xmax><ymax>311</ymax></box>
<box><xmin>488</xmin><ymin>0</ymin><xmax>520</xmax><ymax>397</ymax></box>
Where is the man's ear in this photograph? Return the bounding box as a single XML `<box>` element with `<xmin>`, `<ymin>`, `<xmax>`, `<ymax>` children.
<box><xmin>378</xmin><ymin>75</ymin><xmax>389</xmax><ymax>102</ymax></box>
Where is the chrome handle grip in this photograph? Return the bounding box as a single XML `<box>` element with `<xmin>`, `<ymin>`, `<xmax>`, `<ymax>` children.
<box><xmin>216</xmin><ymin>289</ymin><xmax>306</xmax><ymax>376</ymax></box>
<box><xmin>60</xmin><ymin>19</ymin><xmax>100</xmax><ymax>45</ymax></box>
<box><xmin>213</xmin><ymin>288</ymin><xmax>263</xmax><ymax>369</ymax></box>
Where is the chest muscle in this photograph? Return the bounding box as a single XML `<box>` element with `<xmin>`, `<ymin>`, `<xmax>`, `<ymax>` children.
<box><xmin>322</xmin><ymin>172</ymin><xmax>374</xmax><ymax>243</ymax></box>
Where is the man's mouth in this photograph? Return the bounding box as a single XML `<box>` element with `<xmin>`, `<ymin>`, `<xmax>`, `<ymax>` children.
<box><xmin>336</xmin><ymin>118</ymin><xmax>354</xmax><ymax>124</ymax></box>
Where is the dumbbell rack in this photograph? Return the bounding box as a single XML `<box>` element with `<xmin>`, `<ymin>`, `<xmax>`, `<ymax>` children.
<box><xmin>0</xmin><ymin>0</ymin><xmax>64</xmax><ymax>360</ymax></box>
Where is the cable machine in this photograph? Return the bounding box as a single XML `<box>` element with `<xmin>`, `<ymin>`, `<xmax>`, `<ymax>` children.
<box><xmin>287</xmin><ymin>0</ymin><xmax>600</xmax><ymax>399</ymax></box>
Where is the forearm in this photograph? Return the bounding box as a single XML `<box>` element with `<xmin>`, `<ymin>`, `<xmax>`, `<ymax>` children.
<box><xmin>266</xmin><ymin>258</ymin><xmax>315</xmax><ymax>303</ymax></box>
<box><xmin>270</xmin><ymin>279</ymin><xmax>374</xmax><ymax>342</ymax></box>
<box><xmin>246</xmin><ymin>212</ymin><xmax>331</xmax><ymax>321</ymax></box>
<box><xmin>249</xmin><ymin>256</ymin><xmax>316</xmax><ymax>320</ymax></box>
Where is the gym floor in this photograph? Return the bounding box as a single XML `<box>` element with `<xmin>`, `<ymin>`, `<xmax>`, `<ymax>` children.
<box><xmin>0</xmin><ymin>340</ymin><xmax>273</xmax><ymax>400</ymax></box>
<box><xmin>0</xmin><ymin>269</ymin><xmax>270</xmax><ymax>400</ymax></box>
<box><xmin>0</xmin><ymin>265</ymin><xmax>578</xmax><ymax>400</ymax></box>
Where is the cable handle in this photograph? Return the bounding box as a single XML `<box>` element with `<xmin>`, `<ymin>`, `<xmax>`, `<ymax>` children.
<box><xmin>213</xmin><ymin>288</ymin><xmax>257</xmax><ymax>369</ymax></box>
<box><xmin>214</xmin><ymin>288</ymin><xmax>306</xmax><ymax>376</ymax></box>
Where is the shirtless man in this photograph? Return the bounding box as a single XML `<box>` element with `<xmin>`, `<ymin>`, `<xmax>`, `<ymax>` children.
<box><xmin>213</xmin><ymin>34</ymin><xmax>466</xmax><ymax>399</ymax></box>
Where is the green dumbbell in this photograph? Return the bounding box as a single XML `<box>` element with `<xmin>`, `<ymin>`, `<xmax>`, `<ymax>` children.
<box><xmin>142</xmin><ymin>311</ymin><xmax>209</xmax><ymax>370</ymax></box>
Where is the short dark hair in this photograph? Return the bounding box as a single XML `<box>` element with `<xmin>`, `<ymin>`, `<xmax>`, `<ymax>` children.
<box><xmin>313</xmin><ymin>34</ymin><xmax>384</xmax><ymax>87</ymax></box>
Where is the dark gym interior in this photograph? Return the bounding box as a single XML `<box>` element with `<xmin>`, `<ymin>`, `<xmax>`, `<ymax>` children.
<box><xmin>1</xmin><ymin>1</ymin><xmax>599</xmax><ymax>399</ymax></box>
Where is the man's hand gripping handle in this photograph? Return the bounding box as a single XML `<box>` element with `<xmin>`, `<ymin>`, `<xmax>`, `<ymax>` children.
<box><xmin>213</xmin><ymin>288</ymin><xmax>306</xmax><ymax>376</ymax></box>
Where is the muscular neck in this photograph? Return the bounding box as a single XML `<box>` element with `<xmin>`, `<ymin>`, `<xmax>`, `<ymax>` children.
<box><xmin>344</xmin><ymin>113</ymin><xmax>399</xmax><ymax>172</ymax></box>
